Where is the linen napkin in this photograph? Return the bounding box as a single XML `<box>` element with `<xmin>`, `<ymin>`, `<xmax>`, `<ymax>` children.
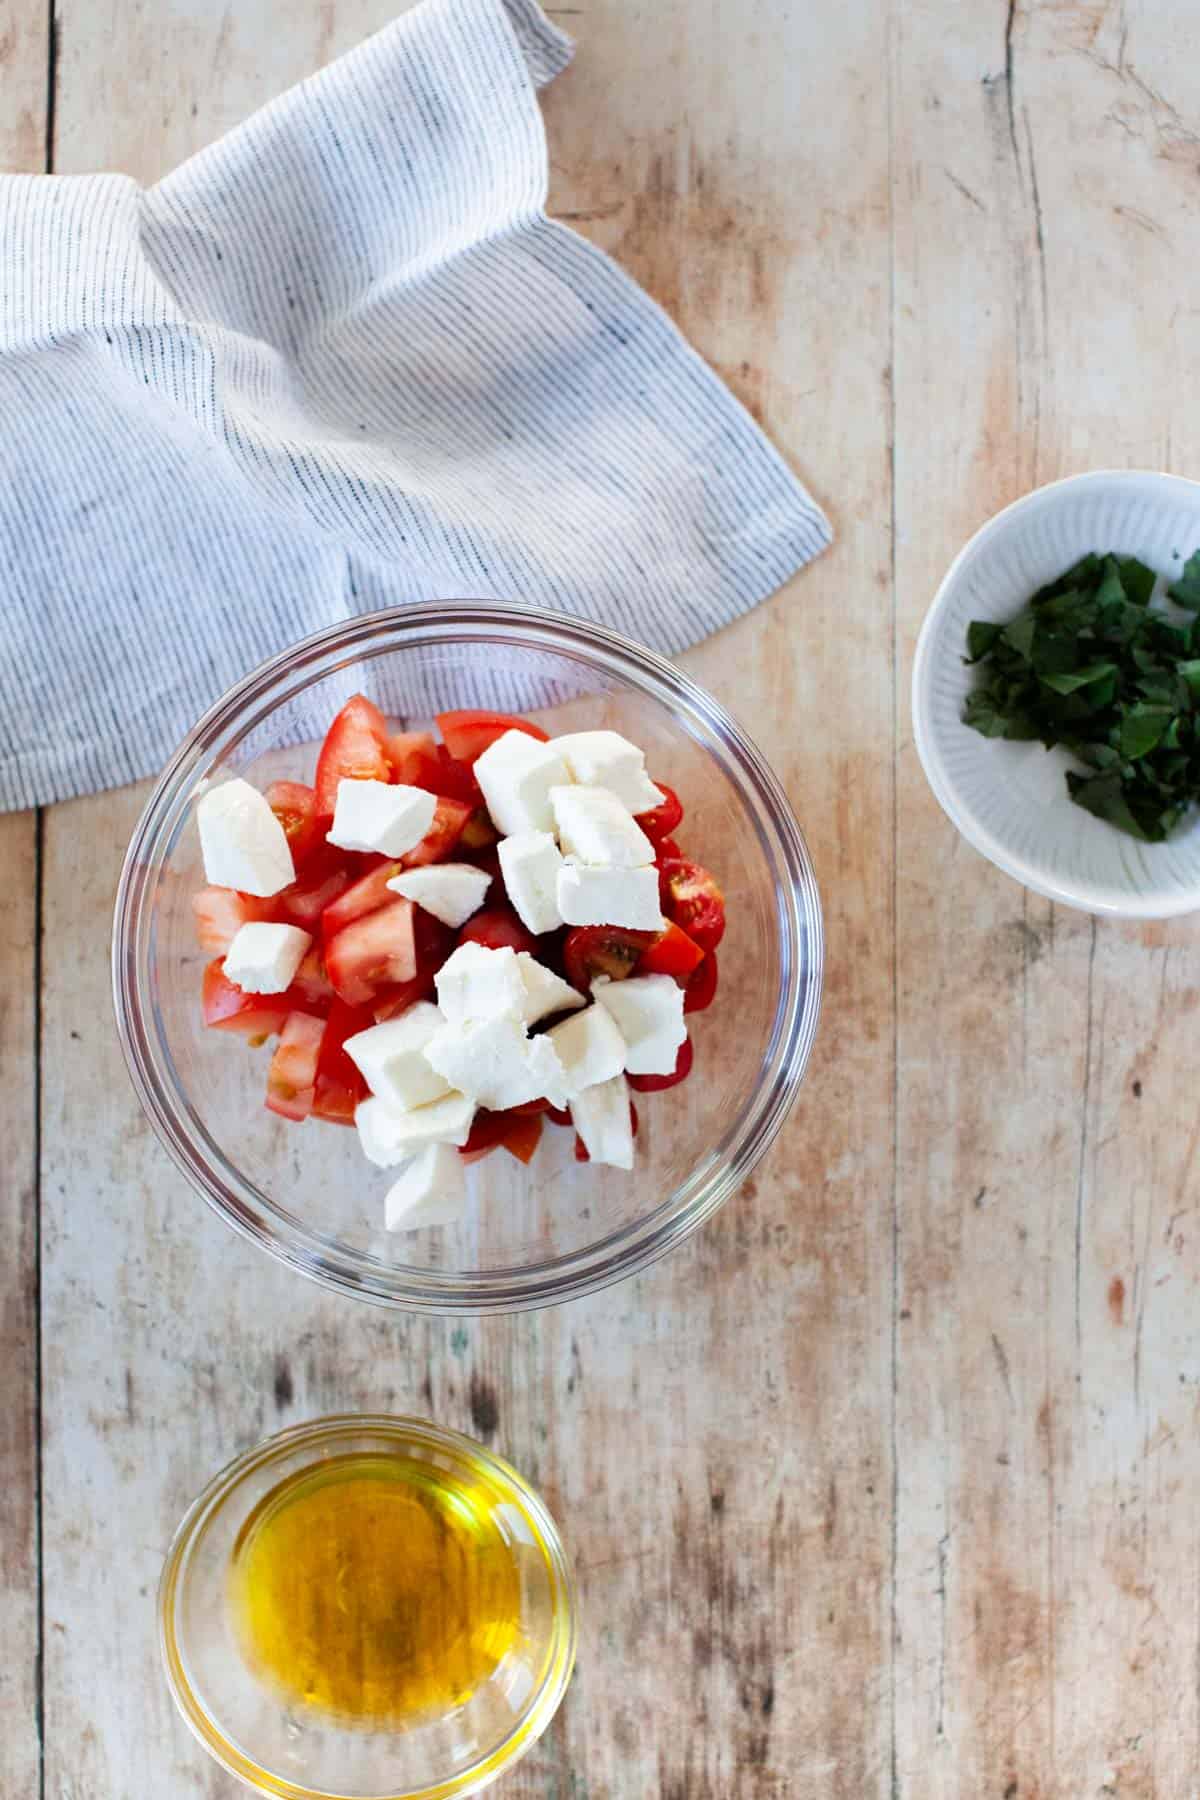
<box><xmin>0</xmin><ymin>0</ymin><xmax>831</xmax><ymax>813</ymax></box>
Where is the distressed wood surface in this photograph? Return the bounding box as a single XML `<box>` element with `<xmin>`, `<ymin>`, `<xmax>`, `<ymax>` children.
<box><xmin>7</xmin><ymin>0</ymin><xmax>1200</xmax><ymax>1795</ymax></box>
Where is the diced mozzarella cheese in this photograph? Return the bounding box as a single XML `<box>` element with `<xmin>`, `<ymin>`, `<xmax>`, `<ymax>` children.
<box><xmin>344</xmin><ymin>1003</ymin><xmax>451</xmax><ymax>1110</ymax></box>
<box><xmin>556</xmin><ymin>863</ymin><xmax>664</xmax><ymax>931</ymax></box>
<box><xmin>197</xmin><ymin>777</ymin><xmax>295</xmax><ymax>896</ymax></box>
<box><xmin>570</xmin><ymin>1074</ymin><xmax>635</xmax><ymax>1169</ymax></box>
<box><xmin>355</xmin><ymin>1091</ymin><xmax>475</xmax><ymax>1167</ymax></box>
<box><xmin>545</xmin><ymin>1003</ymin><xmax>626</xmax><ymax>1097</ymax></box>
<box><xmin>591</xmin><ymin>973</ymin><xmax>686</xmax><ymax>1075</ymax></box>
<box><xmin>473</xmin><ymin>731</ymin><xmax>570</xmax><ymax>836</ymax></box>
<box><xmin>327</xmin><ymin>779</ymin><xmax>437</xmax><ymax>856</ymax></box>
<box><xmin>435</xmin><ymin>941</ymin><xmax>527</xmax><ymax>1023</ymax></box>
<box><xmin>386</xmin><ymin>862</ymin><xmax>491</xmax><ymax>928</ymax></box>
<box><xmin>424</xmin><ymin>1015</ymin><xmax>568</xmax><ymax>1110</ymax></box>
<box><xmin>497</xmin><ymin>831</ymin><xmax>564</xmax><ymax>935</ymax></box>
<box><xmin>549</xmin><ymin>786</ymin><xmax>654</xmax><ymax>868</ymax></box>
<box><xmin>222</xmin><ymin>922</ymin><xmax>311</xmax><ymax>994</ymax></box>
<box><xmin>551</xmin><ymin>730</ymin><xmax>664</xmax><ymax>814</ymax></box>
<box><xmin>516</xmin><ymin>952</ymin><xmax>585</xmax><ymax>1026</ymax></box>
<box><xmin>384</xmin><ymin>1143</ymin><xmax>468</xmax><ymax>1231</ymax></box>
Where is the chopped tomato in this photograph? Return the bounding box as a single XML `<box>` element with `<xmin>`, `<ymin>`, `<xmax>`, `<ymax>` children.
<box><xmin>628</xmin><ymin>1037</ymin><xmax>694</xmax><ymax>1092</ymax></box>
<box><xmin>265</xmin><ymin>1012</ymin><xmax>325</xmax><ymax>1121</ymax></box>
<box><xmin>405</xmin><ymin>744</ymin><xmax>482</xmax><ymax>806</ymax></box>
<box><xmin>313</xmin><ymin>694</ymin><xmax>391</xmax><ymax>814</ymax></box>
<box><xmin>192</xmin><ymin>887</ymin><xmax>275</xmax><ymax>955</ymax></box>
<box><xmin>401</xmin><ymin>796</ymin><xmax>473</xmax><ymax>868</ymax></box>
<box><xmin>458</xmin><ymin>905</ymin><xmax>539</xmax><ymax>957</ymax></box>
<box><xmin>321</xmin><ymin>858</ymin><xmax>403</xmax><ymax>940</ymax></box>
<box><xmin>658</xmin><ymin>855</ymin><xmax>725</xmax><ymax>953</ymax></box>
<box><xmin>201</xmin><ymin>960</ymin><xmax>290</xmax><ymax>1038</ymax></box>
<box><xmin>371</xmin><ymin>913</ymin><xmax>455</xmax><ymax>1019</ymax></box>
<box><xmin>312</xmin><ymin>998</ymin><xmax>372</xmax><ymax>1126</ymax></box>
<box><xmin>509</xmin><ymin>1096</ymin><xmax>550</xmax><ymax>1115</ymax></box>
<box><xmin>292</xmin><ymin>947</ymin><xmax>334</xmax><ymax>1007</ymax></box>
<box><xmin>635</xmin><ymin>782</ymin><xmax>683</xmax><ymax>845</ymax></box>
<box><xmin>436</xmin><ymin>709</ymin><xmax>549</xmax><ymax>764</ymax></box>
<box><xmin>325</xmin><ymin>898</ymin><xmax>417</xmax><ymax>1006</ymax></box>
<box><xmin>636</xmin><ymin>920</ymin><xmax>704</xmax><ymax>982</ymax></box>
<box><xmin>574</xmin><ymin>1101</ymin><xmax>638</xmax><ymax>1160</ymax></box>
<box><xmin>386</xmin><ymin>730</ymin><xmax>437</xmax><ymax>784</ymax></box>
<box><xmin>544</xmin><ymin>1103</ymin><xmax>573</xmax><ymax>1128</ymax></box>
<box><xmin>276</xmin><ymin>852</ymin><xmax>352</xmax><ymax>927</ymax></box>
<box><xmin>683</xmin><ymin>951</ymin><xmax>718</xmax><ymax>1014</ymax></box>
<box><xmin>372</xmin><ymin>973</ymin><xmax>436</xmax><ymax>1021</ymax></box>
<box><xmin>264</xmin><ymin>780</ymin><xmax>323</xmax><ymax>868</ymax></box>
<box><xmin>459</xmin><ymin>1108</ymin><xmax>544</xmax><ymax>1165</ymax></box>
<box><xmin>655</xmin><ymin>837</ymin><xmax>682</xmax><ymax>863</ymax></box>
<box><xmin>459</xmin><ymin>808</ymin><xmax>499</xmax><ymax>851</ymax></box>
<box><xmin>563</xmin><ymin>925</ymin><xmax>654</xmax><ymax>990</ymax></box>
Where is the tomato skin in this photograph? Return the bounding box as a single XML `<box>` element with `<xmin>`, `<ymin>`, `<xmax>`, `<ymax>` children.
<box><xmin>636</xmin><ymin>921</ymin><xmax>704</xmax><ymax>982</ymax></box>
<box><xmin>655</xmin><ymin>837</ymin><xmax>682</xmax><ymax>863</ymax></box>
<box><xmin>628</xmin><ymin>1036</ymin><xmax>694</xmax><ymax>1092</ymax></box>
<box><xmin>325</xmin><ymin>899</ymin><xmax>417</xmax><ymax>1006</ymax></box>
<box><xmin>386</xmin><ymin>730</ymin><xmax>437</xmax><ymax>784</ymax></box>
<box><xmin>311</xmin><ymin>997</ymin><xmax>372</xmax><ymax>1126</ymax></box>
<box><xmin>459</xmin><ymin>1108</ymin><xmax>544</xmax><ymax>1164</ymax></box>
<box><xmin>683</xmin><ymin>951</ymin><xmax>718</xmax><ymax>1014</ymax></box>
<box><xmin>436</xmin><ymin>710</ymin><xmax>549</xmax><ymax>763</ymax></box>
<box><xmin>264</xmin><ymin>780</ymin><xmax>323</xmax><ymax>868</ymax></box>
<box><xmin>544</xmin><ymin>1103</ymin><xmax>573</xmax><ymax>1128</ymax></box>
<box><xmin>401</xmin><ymin>796</ymin><xmax>473</xmax><ymax>868</ymax></box>
<box><xmin>458</xmin><ymin>906</ymin><xmax>539</xmax><ymax>957</ymax></box>
<box><xmin>635</xmin><ymin>782</ymin><xmax>683</xmax><ymax>845</ymax></box>
<box><xmin>658</xmin><ymin>855</ymin><xmax>726</xmax><ymax>953</ymax></box>
<box><xmin>562</xmin><ymin>925</ymin><xmax>653</xmax><ymax>990</ymax></box>
<box><xmin>192</xmin><ymin>887</ymin><xmax>275</xmax><ymax>954</ymax></box>
<box><xmin>265</xmin><ymin>1012</ymin><xmax>325</xmax><ymax>1121</ymax></box>
<box><xmin>313</xmin><ymin>695</ymin><xmax>391</xmax><ymax>814</ymax></box>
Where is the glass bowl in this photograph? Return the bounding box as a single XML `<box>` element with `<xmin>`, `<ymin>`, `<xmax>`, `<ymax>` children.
<box><xmin>113</xmin><ymin>602</ymin><xmax>822</xmax><ymax>1311</ymax></box>
<box><xmin>160</xmin><ymin>1415</ymin><xmax>576</xmax><ymax>1799</ymax></box>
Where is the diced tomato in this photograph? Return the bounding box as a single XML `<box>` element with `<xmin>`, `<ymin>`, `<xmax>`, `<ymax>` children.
<box><xmin>635</xmin><ymin>782</ymin><xmax>683</xmax><ymax>845</ymax></box>
<box><xmin>401</xmin><ymin>796</ymin><xmax>473</xmax><ymax>869</ymax></box>
<box><xmin>292</xmin><ymin>947</ymin><xmax>334</xmax><ymax>1007</ymax></box>
<box><xmin>683</xmin><ymin>951</ymin><xmax>718</xmax><ymax>1014</ymax></box>
<box><xmin>274</xmin><ymin>843</ymin><xmax>351</xmax><ymax>927</ymax></box>
<box><xmin>321</xmin><ymin>858</ymin><xmax>404</xmax><ymax>940</ymax></box>
<box><xmin>459</xmin><ymin>1108</ymin><xmax>544</xmax><ymax>1165</ymax></box>
<box><xmin>636</xmin><ymin>920</ymin><xmax>704</xmax><ymax>982</ymax></box>
<box><xmin>264</xmin><ymin>780</ymin><xmax>323</xmax><ymax>868</ymax></box>
<box><xmin>313</xmin><ymin>694</ymin><xmax>391</xmax><ymax>815</ymax></box>
<box><xmin>265</xmin><ymin>1012</ymin><xmax>325</xmax><ymax>1121</ymax></box>
<box><xmin>325</xmin><ymin>898</ymin><xmax>417</xmax><ymax>1006</ymax></box>
<box><xmin>658</xmin><ymin>856</ymin><xmax>725</xmax><ymax>953</ymax></box>
<box><xmin>201</xmin><ymin>960</ymin><xmax>290</xmax><ymax>1038</ymax></box>
<box><xmin>371</xmin><ymin>913</ymin><xmax>455</xmax><ymax>1019</ymax></box>
<box><xmin>459</xmin><ymin>808</ymin><xmax>499</xmax><ymax>851</ymax></box>
<box><xmin>405</xmin><ymin>745</ymin><xmax>482</xmax><ymax>806</ymax></box>
<box><xmin>509</xmin><ymin>1096</ymin><xmax>550</xmax><ymax>1116</ymax></box>
<box><xmin>500</xmin><ymin>1111</ymin><xmax>543</xmax><ymax>1164</ymax></box>
<box><xmin>628</xmin><ymin>1037</ymin><xmax>694</xmax><ymax>1092</ymax></box>
<box><xmin>458</xmin><ymin>905</ymin><xmax>539</xmax><ymax>957</ymax></box>
<box><xmin>655</xmin><ymin>837</ymin><xmax>682</xmax><ymax>863</ymax></box>
<box><xmin>386</xmin><ymin>730</ymin><xmax>437</xmax><ymax>784</ymax></box>
<box><xmin>372</xmin><ymin>973</ymin><xmax>436</xmax><ymax>1021</ymax></box>
<box><xmin>192</xmin><ymin>887</ymin><xmax>275</xmax><ymax>955</ymax></box>
<box><xmin>574</xmin><ymin>1101</ymin><xmax>638</xmax><ymax>1161</ymax></box>
<box><xmin>311</xmin><ymin>997</ymin><xmax>372</xmax><ymax>1126</ymax></box>
<box><xmin>544</xmin><ymin>1103</ymin><xmax>573</xmax><ymax>1128</ymax></box>
<box><xmin>436</xmin><ymin>709</ymin><xmax>549</xmax><ymax>764</ymax></box>
<box><xmin>563</xmin><ymin>925</ymin><xmax>654</xmax><ymax>990</ymax></box>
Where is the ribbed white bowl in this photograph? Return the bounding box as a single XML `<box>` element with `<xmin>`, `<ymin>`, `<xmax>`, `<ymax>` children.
<box><xmin>913</xmin><ymin>471</ymin><xmax>1200</xmax><ymax>918</ymax></box>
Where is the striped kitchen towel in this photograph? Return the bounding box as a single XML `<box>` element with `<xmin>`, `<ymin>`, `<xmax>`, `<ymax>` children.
<box><xmin>0</xmin><ymin>0</ymin><xmax>831</xmax><ymax>812</ymax></box>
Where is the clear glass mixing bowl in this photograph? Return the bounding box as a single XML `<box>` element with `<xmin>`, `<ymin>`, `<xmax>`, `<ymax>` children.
<box><xmin>113</xmin><ymin>602</ymin><xmax>822</xmax><ymax>1311</ymax></box>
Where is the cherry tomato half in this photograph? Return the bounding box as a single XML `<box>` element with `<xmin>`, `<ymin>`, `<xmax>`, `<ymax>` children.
<box><xmin>683</xmin><ymin>951</ymin><xmax>718</xmax><ymax>1014</ymax></box>
<box><xmin>658</xmin><ymin>855</ymin><xmax>725</xmax><ymax>953</ymax></box>
<box><xmin>635</xmin><ymin>782</ymin><xmax>683</xmax><ymax>844</ymax></box>
<box><xmin>628</xmin><ymin>1036</ymin><xmax>694</xmax><ymax>1092</ymax></box>
<box><xmin>562</xmin><ymin>925</ymin><xmax>654</xmax><ymax>990</ymax></box>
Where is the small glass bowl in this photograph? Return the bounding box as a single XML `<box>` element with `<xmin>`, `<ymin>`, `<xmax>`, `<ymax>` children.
<box><xmin>113</xmin><ymin>602</ymin><xmax>822</xmax><ymax>1311</ymax></box>
<box><xmin>160</xmin><ymin>1415</ymin><xmax>576</xmax><ymax>1800</ymax></box>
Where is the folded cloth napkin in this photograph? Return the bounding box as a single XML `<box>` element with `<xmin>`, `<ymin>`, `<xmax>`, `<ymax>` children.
<box><xmin>0</xmin><ymin>0</ymin><xmax>830</xmax><ymax>813</ymax></box>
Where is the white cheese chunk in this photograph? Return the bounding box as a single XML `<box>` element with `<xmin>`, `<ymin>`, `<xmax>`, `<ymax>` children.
<box><xmin>591</xmin><ymin>973</ymin><xmax>687</xmax><ymax>1075</ymax></box>
<box><xmin>551</xmin><ymin>730</ymin><xmax>664</xmax><ymax>814</ymax></box>
<box><xmin>386</xmin><ymin>862</ymin><xmax>491</xmax><ymax>928</ymax></box>
<box><xmin>570</xmin><ymin>1074</ymin><xmax>635</xmax><ymax>1169</ymax></box>
<box><xmin>344</xmin><ymin>1003</ymin><xmax>451</xmax><ymax>1111</ymax></box>
<box><xmin>197</xmin><ymin>777</ymin><xmax>295</xmax><ymax>896</ymax></box>
<box><xmin>556</xmin><ymin>863</ymin><xmax>664</xmax><ymax>931</ymax></box>
<box><xmin>545</xmin><ymin>1002</ymin><xmax>626</xmax><ymax>1097</ymax></box>
<box><xmin>424</xmin><ymin>1015</ymin><xmax>569</xmax><ymax>1111</ymax></box>
<box><xmin>497</xmin><ymin>831</ymin><xmax>565</xmax><ymax>935</ymax></box>
<box><xmin>549</xmin><ymin>785</ymin><xmax>655</xmax><ymax>868</ymax></box>
<box><xmin>516</xmin><ymin>952</ymin><xmax>585</xmax><ymax>1026</ymax></box>
<box><xmin>327</xmin><ymin>779</ymin><xmax>437</xmax><ymax>856</ymax></box>
<box><xmin>473</xmin><ymin>730</ymin><xmax>570</xmax><ymax>836</ymax></box>
<box><xmin>384</xmin><ymin>1143</ymin><xmax>468</xmax><ymax>1231</ymax></box>
<box><xmin>222</xmin><ymin>921</ymin><xmax>311</xmax><ymax>994</ymax></box>
<box><xmin>435</xmin><ymin>941</ymin><xmax>528</xmax><ymax>1023</ymax></box>
<box><xmin>355</xmin><ymin>1090</ymin><xmax>475</xmax><ymax>1167</ymax></box>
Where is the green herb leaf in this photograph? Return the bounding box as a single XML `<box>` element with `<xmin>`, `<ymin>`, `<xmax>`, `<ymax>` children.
<box><xmin>1168</xmin><ymin>551</ymin><xmax>1200</xmax><ymax>610</ymax></box>
<box><xmin>1000</xmin><ymin>611</ymin><xmax>1037</xmax><ymax>663</ymax></box>
<box><xmin>1065</xmin><ymin>771</ymin><xmax>1159</xmax><ymax>841</ymax></box>
<box><xmin>1039</xmin><ymin>661</ymin><xmax>1118</xmax><ymax>696</ymax></box>
<box><xmin>966</xmin><ymin>620</ymin><xmax>1003</xmax><ymax>663</ymax></box>
<box><xmin>1118</xmin><ymin>557</ymin><xmax>1156</xmax><ymax>606</ymax></box>
<box><xmin>1118</xmin><ymin>702</ymin><xmax>1175</xmax><ymax>761</ymax></box>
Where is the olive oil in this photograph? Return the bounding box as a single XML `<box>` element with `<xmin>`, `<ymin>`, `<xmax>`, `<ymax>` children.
<box><xmin>229</xmin><ymin>1451</ymin><xmax>522</xmax><ymax>1726</ymax></box>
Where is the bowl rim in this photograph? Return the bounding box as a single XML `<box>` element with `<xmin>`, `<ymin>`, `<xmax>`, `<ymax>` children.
<box><xmin>912</xmin><ymin>468</ymin><xmax>1200</xmax><ymax>919</ymax></box>
<box><xmin>159</xmin><ymin>1412</ymin><xmax>577</xmax><ymax>1800</ymax></box>
<box><xmin>113</xmin><ymin>599</ymin><xmax>824</xmax><ymax>1312</ymax></box>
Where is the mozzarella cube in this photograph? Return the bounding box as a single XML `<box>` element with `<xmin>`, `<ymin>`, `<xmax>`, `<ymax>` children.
<box><xmin>498</xmin><ymin>831</ymin><xmax>564</xmax><ymax>935</ymax></box>
<box><xmin>424</xmin><ymin>1015</ymin><xmax>568</xmax><ymax>1110</ymax></box>
<box><xmin>545</xmin><ymin>1003</ymin><xmax>626</xmax><ymax>1098</ymax></box>
<box><xmin>355</xmin><ymin>1091</ymin><xmax>475</xmax><ymax>1167</ymax></box>
<box><xmin>571</xmin><ymin>1074</ymin><xmax>635</xmax><ymax>1169</ymax></box>
<box><xmin>556</xmin><ymin>863</ymin><xmax>664</xmax><ymax>931</ymax></box>
<box><xmin>473</xmin><ymin>731</ymin><xmax>570</xmax><ymax>836</ymax></box>
<box><xmin>551</xmin><ymin>730</ymin><xmax>664</xmax><ymax>814</ymax></box>
<box><xmin>435</xmin><ymin>941</ymin><xmax>528</xmax><ymax>1023</ymax></box>
<box><xmin>327</xmin><ymin>779</ymin><xmax>437</xmax><ymax>856</ymax></box>
<box><xmin>344</xmin><ymin>1003</ymin><xmax>451</xmax><ymax>1110</ymax></box>
<box><xmin>222</xmin><ymin>922</ymin><xmax>311</xmax><ymax>994</ymax></box>
<box><xmin>549</xmin><ymin>786</ymin><xmax>654</xmax><ymax>868</ymax></box>
<box><xmin>384</xmin><ymin>1143</ymin><xmax>468</xmax><ymax>1231</ymax></box>
<box><xmin>197</xmin><ymin>778</ymin><xmax>295</xmax><ymax>896</ymax></box>
<box><xmin>386</xmin><ymin>862</ymin><xmax>491</xmax><ymax>928</ymax></box>
<box><xmin>517</xmin><ymin>953</ymin><xmax>585</xmax><ymax>1026</ymax></box>
<box><xmin>591</xmin><ymin>973</ymin><xmax>686</xmax><ymax>1075</ymax></box>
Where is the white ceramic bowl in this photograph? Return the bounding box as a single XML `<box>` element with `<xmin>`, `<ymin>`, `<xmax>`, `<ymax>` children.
<box><xmin>912</xmin><ymin>470</ymin><xmax>1200</xmax><ymax>918</ymax></box>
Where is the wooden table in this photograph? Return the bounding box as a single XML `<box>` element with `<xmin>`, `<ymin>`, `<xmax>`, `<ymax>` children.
<box><xmin>5</xmin><ymin>1</ymin><xmax>1200</xmax><ymax>1793</ymax></box>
